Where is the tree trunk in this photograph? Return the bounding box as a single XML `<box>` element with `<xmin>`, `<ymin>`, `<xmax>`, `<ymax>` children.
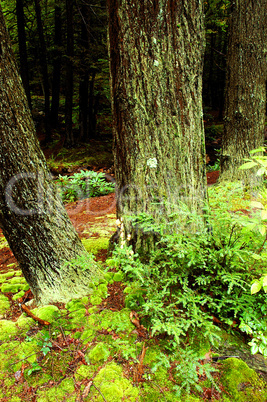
<box><xmin>34</xmin><ymin>0</ymin><xmax>51</xmax><ymax>142</ymax></box>
<box><xmin>64</xmin><ymin>0</ymin><xmax>74</xmax><ymax>147</ymax></box>
<box><xmin>16</xmin><ymin>0</ymin><xmax>31</xmax><ymax>109</ymax></box>
<box><xmin>220</xmin><ymin>0</ymin><xmax>267</xmax><ymax>183</ymax></box>
<box><xmin>0</xmin><ymin>6</ymin><xmax>95</xmax><ymax>305</ymax></box>
<box><xmin>78</xmin><ymin>4</ymin><xmax>89</xmax><ymax>142</ymax></box>
<box><xmin>51</xmin><ymin>4</ymin><xmax>62</xmax><ymax>129</ymax></box>
<box><xmin>108</xmin><ymin>0</ymin><xmax>207</xmax><ymax>251</ymax></box>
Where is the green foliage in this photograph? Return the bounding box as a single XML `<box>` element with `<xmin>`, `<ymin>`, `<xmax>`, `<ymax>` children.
<box><xmin>173</xmin><ymin>348</ymin><xmax>217</xmax><ymax>398</ymax></box>
<box><xmin>55</xmin><ymin>170</ymin><xmax>115</xmax><ymax>203</ymax></box>
<box><xmin>110</xmin><ymin>191</ymin><xmax>267</xmax><ymax>359</ymax></box>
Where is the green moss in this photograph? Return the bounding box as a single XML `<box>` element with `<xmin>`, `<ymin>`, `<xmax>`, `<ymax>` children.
<box><xmin>1</xmin><ymin>283</ymin><xmax>24</xmax><ymax>293</ymax></box>
<box><xmin>32</xmin><ymin>305</ymin><xmax>60</xmax><ymax>322</ymax></box>
<box><xmin>113</xmin><ymin>271</ymin><xmax>124</xmax><ymax>282</ymax></box>
<box><xmin>69</xmin><ymin>308</ymin><xmax>87</xmax><ymax>328</ymax></box>
<box><xmin>36</xmin><ymin>377</ymin><xmax>76</xmax><ymax>402</ymax></box>
<box><xmin>0</xmin><ymin>320</ymin><xmax>18</xmax><ymax>341</ymax></box>
<box><xmin>0</xmin><ymin>341</ymin><xmax>20</xmax><ymax>370</ymax></box>
<box><xmin>98</xmin><ymin>309</ymin><xmax>134</xmax><ymax>334</ymax></box>
<box><xmin>0</xmin><ymin>271</ymin><xmax>15</xmax><ymax>282</ymax></box>
<box><xmin>9</xmin><ymin>277</ymin><xmax>27</xmax><ymax>284</ymax></box>
<box><xmin>0</xmin><ymin>294</ymin><xmax>10</xmax><ymax>314</ymax></box>
<box><xmin>90</xmin><ymin>294</ymin><xmax>103</xmax><ymax>305</ymax></box>
<box><xmin>75</xmin><ymin>364</ymin><xmax>96</xmax><ymax>381</ymax></box>
<box><xmin>221</xmin><ymin>358</ymin><xmax>267</xmax><ymax>401</ymax></box>
<box><xmin>16</xmin><ymin>314</ymin><xmax>35</xmax><ymax>332</ymax></box>
<box><xmin>0</xmin><ymin>236</ymin><xmax>8</xmax><ymax>249</ymax></box>
<box><xmin>89</xmin><ymin>362</ymin><xmax>139</xmax><ymax>401</ymax></box>
<box><xmin>87</xmin><ymin>342</ymin><xmax>110</xmax><ymax>364</ymax></box>
<box><xmin>80</xmin><ymin>328</ymin><xmax>96</xmax><ymax>344</ymax></box>
<box><xmin>12</xmin><ymin>290</ymin><xmax>25</xmax><ymax>301</ymax></box>
<box><xmin>82</xmin><ymin>237</ymin><xmax>109</xmax><ymax>254</ymax></box>
<box><xmin>66</xmin><ymin>299</ymin><xmax>85</xmax><ymax>312</ymax></box>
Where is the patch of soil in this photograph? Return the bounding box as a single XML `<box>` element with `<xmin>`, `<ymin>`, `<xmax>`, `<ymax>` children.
<box><xmin>207</xmin><ymin>170</ymin><xmax>220</xmax><ymax>185</ymax></box>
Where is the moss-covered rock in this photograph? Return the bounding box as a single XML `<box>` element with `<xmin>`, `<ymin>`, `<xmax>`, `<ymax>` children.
<box><xmin>0</xmin><ymin>320</ymin><xmax>18</xmax><ymax>341</ymax></box>
<box><xmin>16</xmin><ymin>314</ymin><xmax>35</xmax><ymax>333</ymax></box>
<box><xmin>32</xmin><ymin>305</ymin><xmax>60</xmax><ymax>323</ymax></box>
<box><xmin>36</xmin><ymin>377</ymin><xmax>76</xmax><ymax>402</ymax></box>
<box><xmin>221</xmin><ymin>357</ymin><xmax>267</xmax><ymax>401</ymax></box>
<box><xmin>87</xmin><ymin>342</ymin><xmax>110</xmax><ymax>364</ymax></box>
<box><xmin>89</xmin><ymin>362</ymin><xmax>139</xmax><ymax>401</ymax></box>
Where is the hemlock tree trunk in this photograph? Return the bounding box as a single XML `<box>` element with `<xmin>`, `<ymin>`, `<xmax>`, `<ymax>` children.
<box><xmin>108</xmin><ymin>0</ymin><xmax>207</xmax><ymax>249</ymax></box>
<box><xmin>16</xmin><ymin>0</ymin><xmax>31</xmax><ymax>109</ymax></box>
<box><xmin>220</xmin><ymin>0</ymin><xmax>267</xmax><ymax>182</ymax></box>
<box><xmin>0</xmin><ymin>6</ymin><xmax>96</xmax><ymax>304</ymax></box>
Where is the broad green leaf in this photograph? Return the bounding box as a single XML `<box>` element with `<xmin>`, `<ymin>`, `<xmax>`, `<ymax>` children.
<box><xmin>250</xmin><ymin>343</ymin><xmax>259</xmax><ymax>355</ymax></box>
<box><xmin>239</xmin><ymin>161</ymin><xmax>258</xmax><ymax>170</ymax></box>
<box><xmin>258</xmin><ymin>225</ymin><xmax>266</xmax><ymax>236</ymax></box>
<box><xmin>251</xmin><ymin>280</ymin><xmax>262</xmax><ymax>295</ymax></box>
<box><xmin>250</xmin><ymin>147</ymin><xmax>266</xmax><ymax>154</ymax></box>
<box><xmin>261</xmin><ymin>210</ymin><xmax>267</xmax><ymax>220</ymax></box>
<box><xmin>262</xmin><ymin>276</ymin><xmax>267</xmax><ymax>288</ymax></box>
<box><xmin>250</xmin><ymin>201</ymin><xmax>264</xmax><ymax>209</ymax></box>
<box><xmin>251</xmin><ymin>254</ymin><xmax>261</xmax><ymax>260</ymax></box>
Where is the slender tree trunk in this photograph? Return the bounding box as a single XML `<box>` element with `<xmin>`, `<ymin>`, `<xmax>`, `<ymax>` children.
<box><xmin>88</xmin><ymin>70</ymin><xmax>97</xmax><ymax>139</ymax></box>
<box><xmin>16</xmin><ymin>0</ymin><xmax>31</xmax><ymax>109</ymax></box>
<box><xmin>34</xmin><ymin>0</ymin><xmax>51</xmax><ymax>142</ymax></box>
<box><xmin>108</xmin><ymin>0</ymin><xmax>207</xmax><ymax>251</ymax></box>
<box><xmin>220</xmin><ymin>0</ymin><xmax>267</xmax><ymax>182</ymax></box>
<box><xmin>0</xmin><ymin>6</ymin><xmax>95</xmax><ymax>304</ymax></box>
<box><xmin>65</xmin><ymin>0</ymin><xmax>74</xmax><ymax>147</ymax></box>
<box><xmin>51</xmin><ymin>4</ymin><xmax>62</xmax><ymax>129</ymax></box>
<box><xmin>78</xmin><ymin>4</ymin><xmax>89</xmax><ymax>142</ymax></box>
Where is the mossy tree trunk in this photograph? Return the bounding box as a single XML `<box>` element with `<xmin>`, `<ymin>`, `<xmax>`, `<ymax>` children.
<box><xmin>220</xmin><ymin>0</ymin><xmax>267</xmax><ymax>183</ymax></box>
<box><xmin>0</xmin><ymin>6</ymin><xmax>94</xmax><ymax>304</ymax></box>
<box><xmin>108</xmin><ymin>0</ymin><xmax>207</xmax><ymax>250</ymax></box>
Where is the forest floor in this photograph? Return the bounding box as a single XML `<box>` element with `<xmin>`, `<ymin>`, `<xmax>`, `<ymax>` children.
<box><xmin>2</xmin><ymin>132</ymin><xmax>265</xmax><ymax>401</ymax></box>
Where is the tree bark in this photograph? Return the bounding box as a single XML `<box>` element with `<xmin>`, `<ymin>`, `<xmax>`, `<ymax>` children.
<box><xmin>220</xmin><ymin>0</ymin><xmax>267</xmax><ymax>183</ymax></box>
<box><xmin>0</xmin><ymin>6</ymin><xmax>95</xmax><ymax>304</ymax></box>
<box><xmin>108</xmin><ymin>0</ymin><xmax>207</xmax><ymax>250</ymax></box>
<box><xmin>16</xmin><ymin>0</ymin><xmax>31</xmax><ymax>109</ymax></box>
<box><xmin>51</xmin><ymin>4</ymin><xmax>62</xmax><ymax>129</ymax></box>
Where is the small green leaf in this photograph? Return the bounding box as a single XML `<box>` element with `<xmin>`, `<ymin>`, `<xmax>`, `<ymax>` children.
<box><xmin>239</xmin><ymin>161</ymin><xmax>258</xmax><ymax>170</ymax></box>
<box><xmin>251</xmin><ymin>280</ymin><xmax>262</xmax><ymax>295</ymax></box>
<box><xmin>251</xmin><ymin>344</ymin><xmax>259</xmax><ymax>355</ymax></box>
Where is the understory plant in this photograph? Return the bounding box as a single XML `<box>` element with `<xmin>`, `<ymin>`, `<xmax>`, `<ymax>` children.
<box><xmin>55</xmin><ymin>170</ymin><xmax>115</xmax><ymax>202</ymax></box>
<box><xmin>108</xmin><ymin>186</ymin><xmax>267</xmax><ymax>357</ymax></box>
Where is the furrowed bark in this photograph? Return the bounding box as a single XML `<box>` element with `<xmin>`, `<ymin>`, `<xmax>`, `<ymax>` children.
<box><xmin>108</xmin><ymin>0</ymin><xmax>207</xmax><ymax>250</ymax></box>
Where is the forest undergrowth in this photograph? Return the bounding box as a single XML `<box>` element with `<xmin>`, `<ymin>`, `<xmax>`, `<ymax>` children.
<box><xmin>1</xmin><ymin>171</ymin><xmax>267</xmax><ymax>401</ymax></box>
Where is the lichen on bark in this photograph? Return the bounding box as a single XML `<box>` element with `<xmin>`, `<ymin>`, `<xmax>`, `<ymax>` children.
<box><xmin>108</xmin><ymin>0</ymin><xmax>207</xmax><ymax>249</ymax></box>
<box><xmin>0</xmin><ymin>5</ymin><xmax>97</xmax><ymax>304</ymax></box>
